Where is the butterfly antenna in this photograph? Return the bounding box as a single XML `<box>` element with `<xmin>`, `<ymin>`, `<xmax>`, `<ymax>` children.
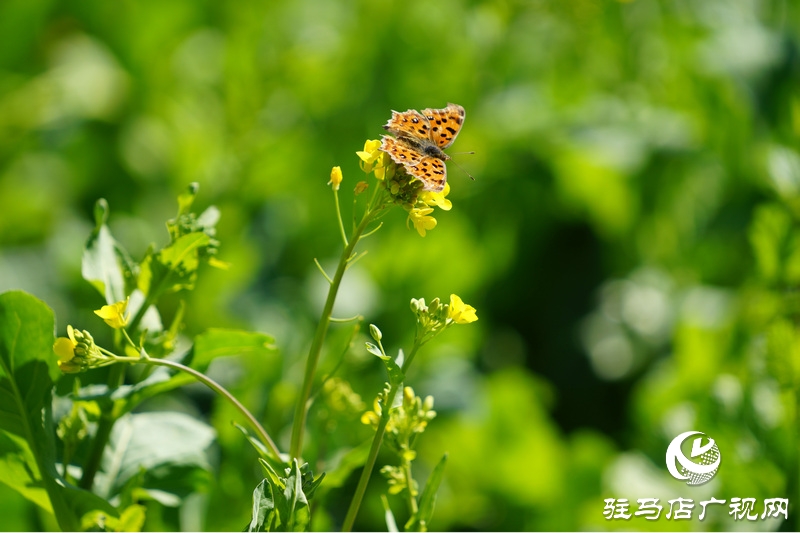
<box><xmin>449</xmin><ymin>151</ymin><xmax>476</xmax><ymax>181</ymax></box>
<box><xmin>450</xmin><ymin>158</ymin><xmax>475</xmax><ymax>181</ymax></box>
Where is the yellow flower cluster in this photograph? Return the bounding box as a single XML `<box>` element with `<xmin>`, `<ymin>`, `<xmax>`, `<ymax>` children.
<box><xmin>53</xmin><ymin>325</ymin><xmax>100</xmax><ymax>373</ymax></box>
<box><xmin>53</xmin><ymin>299</ymin><xmax>130</xmax><ymax>373</ymax></box>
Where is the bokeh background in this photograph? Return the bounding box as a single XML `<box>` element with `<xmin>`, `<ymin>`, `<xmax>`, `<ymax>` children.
<box><xmin>1</xmin><ymin>0</ymin><xmax>799</xmax><ymax>530</ymax></box>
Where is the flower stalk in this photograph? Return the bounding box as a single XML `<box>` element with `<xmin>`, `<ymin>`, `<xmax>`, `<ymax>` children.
<box><xmin>289</xmin><ymin>201</ymin><xmax>386</xmax><ymax>460</ymax></box>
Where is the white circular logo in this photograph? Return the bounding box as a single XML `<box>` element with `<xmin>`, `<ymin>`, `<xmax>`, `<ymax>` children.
<box><xmin>665</xmin><ymin>431</ymin><xmax>721</xmax><ymax>486</ymax></box>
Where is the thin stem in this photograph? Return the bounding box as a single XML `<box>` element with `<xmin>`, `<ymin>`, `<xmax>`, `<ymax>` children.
<box><xmin>360</xmin><ymin>222</ymin><xmax>384</xmax><ymax>239</ymax></box>
<box><xmin>314</xmin><ymin>258</ymin><xmax>334</xmax><ymax>284</ymax></box>
<box><xmin>78</xmin><ymin>363</ymin><xmax>124</xmax><ymax>490</ymax></box>
<box><xmin>403</xmin><ymin>460</ymin><xmax>419</xmax><ymax>516</ymax></box>
<box><xmin>334</xmin><ymin>189</ymin><xmax>348</xmax><ymax>247</ymax></box>
<box><xmin>112</xmin><ymin>356</ymin><xmax>281</xmax><ymax>459</ymax></box>
<box><xmin>289</xmin><ymin>210</ymin><xmax>381</xmax><ymax>460</ymax></box>
<box><xmin>329</xmin><ymin>315</ymin><xmax>363</xmax><ymax>323</ymax></box>
<box><xmin>341</xmin><ymin>343</ymin><xmax>421</xmax><ymax>532</ymax></box>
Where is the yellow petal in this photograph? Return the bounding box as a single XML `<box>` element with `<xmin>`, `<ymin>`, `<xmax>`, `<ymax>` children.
<box><xmin>53</xmin><ymin>337</ymin><xmax>76</xmax><ymax>363</ymax></box>
<box><xmin>448</xmin><ymin>294</ymin><xmax>478</xmax><ymax>324</ymax></box>
<box><xmin>94</xmin><ymin>298</ymin><xmax>129</xmax><ymax>329</ymax></box>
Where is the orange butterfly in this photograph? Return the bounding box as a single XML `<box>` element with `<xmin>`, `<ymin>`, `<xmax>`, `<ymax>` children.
<box><xmin>380</xmin><ymin>103</ymin><xmax>465</xmax><ymax>192</ymax></box>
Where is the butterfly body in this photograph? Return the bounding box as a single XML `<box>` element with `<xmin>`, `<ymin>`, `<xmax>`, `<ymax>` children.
<box><xmin>379</xmin><ymin>103</ymin><xmax>465</xmax><ymax>192</ymax></box>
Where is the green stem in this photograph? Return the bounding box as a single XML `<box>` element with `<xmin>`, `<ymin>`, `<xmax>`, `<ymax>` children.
<box><xmin>334</xmin><ymin>189</ymin><xmax>348</xmax><ymax>247</ymax></box>
<box><xmin>341</xmin><ymin>344</ymin><xmax>421</xmax><ymax>532</ymax></box>
<box><xmin>78</xmin><ymin>363</ymin><xmax>124</xmax><ymax>490</ymax></box>
<box><xmin>79</xmin><ymin>282</ymin><xmax>184</xmax><ymax>489</ymax></box>
<box><xmin>289</xmin><ymin>211</ymin><xmax>379</xmax><ymax>460</ymax></box>
<box><xmin>403</xmin><ymin>460</ymin><xmax>418</xmax><ymax>517</ymax></box>
<box><xmin>112</xmin><ymin>356</ymin><xmax>282</xmax><ymax>459</ymax></box>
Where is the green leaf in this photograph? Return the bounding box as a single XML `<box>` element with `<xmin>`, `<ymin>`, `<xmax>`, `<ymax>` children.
<box><xmin>138</xmin><ymin>232</ymin><xmax>211</xmax><ymax>296</ymax></box>
<box><xmin>0</xmin><ymin>291</ymin><xmax>115</xmax><ymax>530</ymax></box>
<box><xmin>283</xmin><ymin>459</ymin><xmax>310</xmax><ymax>532</ymax></box>
<box><xmin>193</xmin><ymin>328</ymin><xmax>277</xmax><ymax>373</ymax></box>
<box><xmin>248</xmin><ymin>478</ymin><xmax>278</xmax><ymax>532</ymax></box>
<box><xmin>117</xmin><ymin>504</ymin><xmax>147</xmax><ymax>532</ymax></box>
<box><xmin>82</xmin><ymin>199</ymin><xmax>136</xmax><ymax>304</ymax></box>
<box><xmin>365</xmin><ymin>342</ymin><xmax>383</xmax><ymax>357</ymax></box>
<box><xmin>97</xmin><ymin>411</ymin><xmax>215</xmax><ymax>501</ymax></box>
<box><xmin>247</xmin><ymin>459</ymin><xmax>313</xmax><ymax>532</ymax></box>
<box><xmin>405</xmin><ymin>453</ymin><xmax>447</xmax><ymax>533</ymax></box>
<box><xmin>0</xmin><ymin>432</ymin><xmax>53</xmax><ymax>512</ymax></box>
<box><xmin>82</xmin><ymin>504</ymin><xmax>147</xmax><ymax>532</ymax></box>
<box><xmin>377</xmin><ymin>349</ymin><xmax>405</xmax><ymax>387</ymax></box>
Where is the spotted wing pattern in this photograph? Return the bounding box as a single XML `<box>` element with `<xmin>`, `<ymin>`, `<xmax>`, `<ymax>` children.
<box><xmin>383</xmin><ymin>109</ymin><xmax>433</xmax><ymax>140</ymax></box>
<box><xmin>379</xmin><ymin>103</ymin><xmax>465</xmax><ymax>192</ymax></box>
<box><xmin>380</xmin><ymin>136</ymin><xmax>447</xmax><ymax>192</ymax></box>
<box><xmin>420</xmin><ymin>103</ymin><xmax>465</xmax><ymax>149</ymax></box>
<box><xmin>380</xmin><ymin>135</ymin><xmax>424</xmax><ymax>166</ymax></box>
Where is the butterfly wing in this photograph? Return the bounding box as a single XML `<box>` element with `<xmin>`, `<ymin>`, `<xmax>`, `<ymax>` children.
<box><xmin>411</xmin><ymin>157</ymin><xmax>447</xmax><ymax>192</ymax></box>
<box><xmin>380</xmin><ymin>136</ymin><xmax>447</xmax><ymax>192</ymax></box>
<box><xmin>383</xmin><ymin>109</ymin><xmax>433</xmax><ymax>140</ymax></box>
<box><xmin>421</xmin><ymin>103</ymin><xmax>465</xmax><ymax>149</ymax></box>
<box><xmin>381</xmin><ymin>135</ymin><xmax>424</xmax><ymax>166</ymax></box>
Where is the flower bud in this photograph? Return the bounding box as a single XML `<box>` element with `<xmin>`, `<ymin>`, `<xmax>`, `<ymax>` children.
<box><xmin>328</xmin><ymin>166</ymin><xmax>343</xmax><ymax>191</ymax></box>
<box><xmin>369</xmin><ymin>324</ymin><xmax>382</xmax><ymax>342</ymax></box>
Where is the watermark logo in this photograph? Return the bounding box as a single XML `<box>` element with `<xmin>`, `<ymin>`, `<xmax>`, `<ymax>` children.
<box><xmin>665</xmin><ymin>431</ymin><xmax>720</xmax><ymax>486</ymax></box>
<box><xmin>603</xmin><ymin>431</ymin><xmax>788</xmax><ymax>523</ymax></box>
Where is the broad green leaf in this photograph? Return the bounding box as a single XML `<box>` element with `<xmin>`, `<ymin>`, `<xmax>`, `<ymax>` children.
<box><xmin>405</xmin><ymin>454</ymin><xmax>447</xmax><ymax>533</ymax></box>
<box><xmin>0</xmin><ymin>431</ymin><xmax>52</xmax><ymax>512</ymax></box>
<box><xmin>138</xmin><ymin>232</ymin><xmax>211</xmax><ymax>296</ymax></box>
<box><xmin>0</xmin><ymin>292</ymin><xmax>61</xmax><ymax>419</ymax></box>
<box><xmin>0</xmin><ymin>291</ymin><xmax>115</xmax><ymax>530</ymax></box>
<box><xmin>98</xmin><ymin>411</ymin><xmax>215</xmax><ymax>500</ymax></box>
<box><xmin>248</xmin><ymin>478</ymin><xmax>278</xmax><ymax>532</ymax></box>
<box><xmin>247</xmin><ymin>459</ymin><xmax>314</xmax><ymax>532</ymax></box>
<box><xmin>193</xmin><ymin>328</ymin><xmax>277</xmax><ymax>373</ymax></box>
<box><xmin>0</xmin><ymin>291</ymin><xmax>62</xmax><ymax>517</ymax></box>
<box><xmin>82</xmin><ymin>199</ymin><xmax>136</xmax><ymax>304</ymax></box>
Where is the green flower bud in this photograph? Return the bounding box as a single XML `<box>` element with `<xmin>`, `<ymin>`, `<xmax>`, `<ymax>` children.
<box><xmin>370</xmin><ymin>324</ymin><xmax>383</xmax><ymax>342</ymax></box>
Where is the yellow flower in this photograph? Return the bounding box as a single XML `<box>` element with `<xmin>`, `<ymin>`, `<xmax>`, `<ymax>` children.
<box><xmin>448</xmin><ymin>294</ymin><xmax>478</xmax><ymax>324</ymax></box>
<box><xmin>407</xmin><ymin>206</ymin><xmax>437</xmax><ymax>237</ymax></box>
<box><xmin>420</xmin><ymin>182</ymin><xmax>452</xmax><ymax>211</ymax></box>
<box><xmin>94</xmin><ymin>298</ymin><xmax>129</xmax><ymax>329</ymax></box>
<box><xmin>53</xmin><ymin>325</ymin><xmax>82</xmax><ymax>373</ymax></box>
<box><xmin>356</xmin><ymin>139</ymin><xmax>383</xmax><ymax>173</ymax></box>
<box><xmin>373</xmin><ymin>151</ymin><xmax>393</xmax><ymax>181</ymax></box>
<box><xmin>328</xmin><ymin>166</ymin><xmax>343</xmax><ymax>191</ymax></box>
<box><xmin>361</xmin><ymin>397</ymin><xmax>383</xmax><ymax>427</ymax></box>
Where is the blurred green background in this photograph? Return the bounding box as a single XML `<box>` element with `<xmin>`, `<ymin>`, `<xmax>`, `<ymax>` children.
<box><xmin>1</xmin><ymin>0</ymin><xmax>799</xmax><ymax>530</ymax></box>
